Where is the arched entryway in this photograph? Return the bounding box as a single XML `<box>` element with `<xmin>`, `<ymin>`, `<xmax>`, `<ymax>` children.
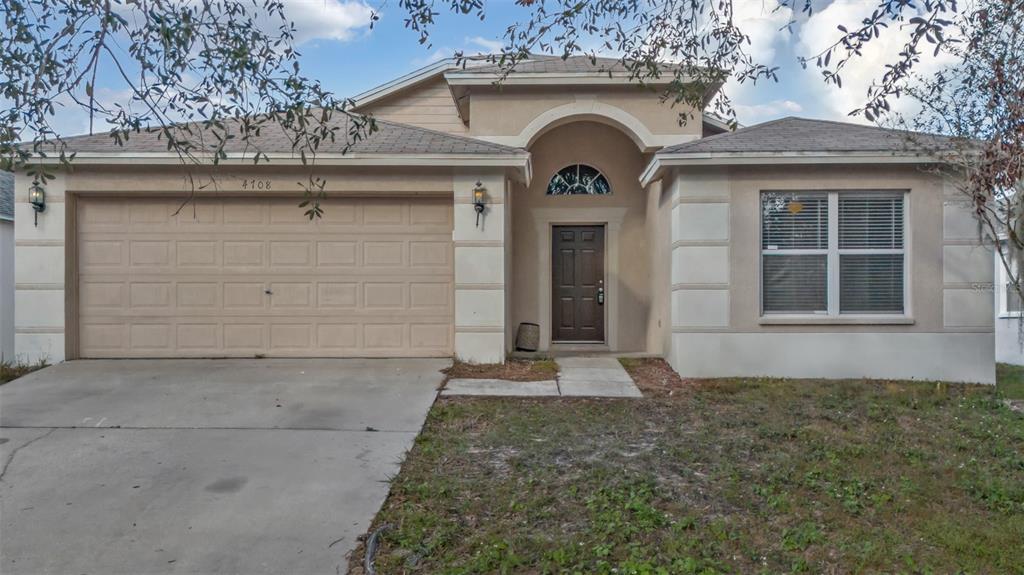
<box><xmin>508</xmin><ymin>120</ymin><xmax>661</xmax><ymax>353</ymax></box>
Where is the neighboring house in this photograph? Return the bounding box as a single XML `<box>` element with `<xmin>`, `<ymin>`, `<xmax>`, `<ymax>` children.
<box><xmin>0</xmin><ymin>172</ymin><xmax>12</xmax><ymax>362</ymax></box>
<box><xmin>11</xmin><ymin>55</ymin><xmax>994</xmax><ymax>382</ymax></box>
<box><xmin>995</xmin><ymin>249</ymin><xmax>1023</xmax><ymax>364</ymax></box>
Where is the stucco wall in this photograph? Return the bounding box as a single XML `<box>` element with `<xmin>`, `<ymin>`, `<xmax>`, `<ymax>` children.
<box><xmin>468</xmin><ymin>86</ymin><xmax>701</xmax><ymax>148</ymax></box>
<box><xmin>646</xmin><ymin>179</ymin><xmax>672</xmax><ymax>355</ymax></box>
<box><xmin>356</xmin><ymin>77</ymin><xmax>468</xmax><ymax>135</ymax></box>
<box><xmin>0</xmin><ymin>219</ymin><xmax>13</xmax><ymax>362</ymax></box>
<box><xmin>996</xmin><ymin>317</ymin><xmax>1024</xmax><ymax>365</ymax></box>
<box><xmin>509</xmin><ymin>121</ymin><xmax>660</xmax><ymax>352</ymax></box>
<box><xmin>666</xmin><ymin>165</ymin><xmax>995</xmax><ymax>383</ymax></box>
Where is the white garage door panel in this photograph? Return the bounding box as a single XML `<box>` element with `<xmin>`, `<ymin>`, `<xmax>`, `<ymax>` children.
<box><xmin>77</xmin><ymin>197</ymin><xmax>453</xmax><ymax>358</ymax></box>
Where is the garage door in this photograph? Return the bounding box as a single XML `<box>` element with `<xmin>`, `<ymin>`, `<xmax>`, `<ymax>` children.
<box><xmin>77</xmin><ymin>196</ymin><xmax>453</xmax><ymax>358</ymax></box>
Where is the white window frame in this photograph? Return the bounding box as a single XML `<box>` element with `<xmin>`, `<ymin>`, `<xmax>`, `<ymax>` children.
<box><xmin>759</xmin><ymin>189</ymin><xmax>912</xmax><ymax>324</ymax></box>
<box><xmin>998</xmin><ymin>248</ymin><xmax>1021</xmax><ymax>318</ymax></box>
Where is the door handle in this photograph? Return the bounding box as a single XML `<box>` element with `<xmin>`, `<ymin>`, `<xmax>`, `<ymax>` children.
<box><xmin>597</xmin><ymin>287</ymin><xmax>605</xmax><ymax>305</ymax></box>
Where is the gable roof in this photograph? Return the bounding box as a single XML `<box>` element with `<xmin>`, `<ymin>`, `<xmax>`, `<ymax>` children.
<box><xmin>658</xmin><ymin>116</ymin><xmax>958</xmax><ymax>155</ymax></box>
<box><xmin>443</xmin><ymin>54</ymin><xmax>696</xmax><ymax>87</ymax></box>
<box><xmin>53</xmin><ymin>116</ymin><xmax>522</xmax><ymax>156</ymax></box>
<box><xmin>28</xmin><ymin>116</ymin><xmax>529</xmax><ymax>175</ymax></box>
<box><xmin>641</xmin><ymin>117</ymin><xmax>965</xmax><ymax>186</ymax></box>
<box><xmin>0</xmin><ymin>171</ymin><xmax>12</xmax><ymax>221</ymax></box>
<box><xmin>350</xmin><ymin>56</ymin><xmax>495</xmax><ymax>108</ymax></box>
<box><xmin>353</xmin><ymin>53</ymin><xmax>704</xmax><ymax>111</ymax></box>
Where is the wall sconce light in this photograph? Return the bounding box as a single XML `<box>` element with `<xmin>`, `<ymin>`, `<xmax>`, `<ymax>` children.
<box><xmin>29</xmin><ymin>184</ymin><xmax>46</xmax><ymax>227</ymax></box>
<box><xmin>473</xmin><ymin>181</ymin><xmax>487</xmax><ymax>227</ymax></box>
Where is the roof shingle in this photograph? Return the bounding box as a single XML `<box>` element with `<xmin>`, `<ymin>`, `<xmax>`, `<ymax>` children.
<box><xmin>48</xmin><ymin>116</ymin><xmax>525</xmax><ymax>156</ymax></box>
<box><xmin>658</xmin><ymin>116</ymin><xmax>959</xmax><ymax>155</ymax></box>
<box><xmin>456</xmin><ymin>54</ymin><xmax>679</xmax><ymax>76</ymax></box>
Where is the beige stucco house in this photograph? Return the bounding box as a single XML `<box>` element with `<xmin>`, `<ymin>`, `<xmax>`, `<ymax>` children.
<box><xmin>12</xmin><ymin>56</ymin><xmax>995</xmax><ymax>382</ymax></box>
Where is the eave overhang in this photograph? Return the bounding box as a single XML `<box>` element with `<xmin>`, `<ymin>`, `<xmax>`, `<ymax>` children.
<box><xmin>26</xmin><ymin>152</ymin><xmax>533</xmax><ymax>184</ymax></box>
<box><xmin>639</xmin><ymin>151</ymin><xmax>947</xmax><ymax>187</ymax></box>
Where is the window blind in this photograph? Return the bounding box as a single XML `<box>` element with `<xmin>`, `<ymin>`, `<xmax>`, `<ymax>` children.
<box><xmin>763</xmin><ymin>254</ymin><xmax>828</xmax><ymax>313</ymax></box>
<box><xmin>839</xmin><ymin>193</ymin><xmax>904</xmax><ymax>249</ymax></box>
<box><xmin>762</xmin><ymin>192</ymin><xmax>828</xmax><ymax>250</ymax></box>
<box><xmin>839</xmin><ymin>254</ymin><xmax>904</xmax><ymax>313</ymax></box>
<box><xmin>838</xmin><ymin>193</ymin><xmax>905</xmax><ymax>314</ymax></box>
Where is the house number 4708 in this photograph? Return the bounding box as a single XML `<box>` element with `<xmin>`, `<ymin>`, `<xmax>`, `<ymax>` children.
<box><xmin>240</xmin><ymin>178</ymin><xmax>272</xmax><ymax>190</ymax></box>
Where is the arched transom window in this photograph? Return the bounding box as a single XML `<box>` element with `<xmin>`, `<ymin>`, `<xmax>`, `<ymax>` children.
<box><xmin>546</xmin><ymin>164</ymin><xmax>611</xmax><ymax>196</ymax></box>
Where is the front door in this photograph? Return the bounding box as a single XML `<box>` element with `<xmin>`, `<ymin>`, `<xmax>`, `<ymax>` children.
<box><xmin>552</xmin><ymin>225</ymin><xmax>605</xmax><ymax>342</ymax></box>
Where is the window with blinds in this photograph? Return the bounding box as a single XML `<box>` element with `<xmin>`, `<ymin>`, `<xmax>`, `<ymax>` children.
<box><xmin>761</xmin><ymin>190</ymin><xmax>907</xmax><ymax>316</ymax></box>
<box><xmin>762</xmin><ymin>192</ymin><xmax>828</xmax><ymax>313</ymax></box>
<box><xmin>838</xmin><ymin>193</ymin><xmax>905</xmax><ymax>314</ymax></box>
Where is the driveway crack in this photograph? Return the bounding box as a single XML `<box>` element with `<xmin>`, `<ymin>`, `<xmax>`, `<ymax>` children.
<box><xmin>0</xmin><ymin>428</ymin><xmax>57</xmax><ymax>483</ymax></box>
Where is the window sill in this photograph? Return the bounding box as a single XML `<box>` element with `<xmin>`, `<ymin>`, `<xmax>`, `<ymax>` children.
<box><xmin>759</xmin><ymin>315</ymin><xmax>915</xmax><ymax>326</ymax></box>
<box><xmin>998</xmin><ymin>313</ymin><xmax>1023</xmax><ymax>319</ymax></box>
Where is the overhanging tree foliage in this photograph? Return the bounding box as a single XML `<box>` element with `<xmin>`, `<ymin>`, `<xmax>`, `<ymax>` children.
<box><xmin>2</xmin><ymin>0</ymin><xmax>1018</xmax><ymax>239</ymax></box>
<box><xmin>1</xmin><ymin>0</ymin><xmax>376</xmax><ymax>218</ymax></box>
<box><xmin>900</xmin><ymin>0</ymin><xmax>1023</xmax><ymax>315</ymax></box>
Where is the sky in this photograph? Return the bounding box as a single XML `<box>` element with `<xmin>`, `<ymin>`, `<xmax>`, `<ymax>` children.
<box><xmin>52</xmin><ymin>0</ymin><xmax>954</xmax><ymax>137</ymax></box>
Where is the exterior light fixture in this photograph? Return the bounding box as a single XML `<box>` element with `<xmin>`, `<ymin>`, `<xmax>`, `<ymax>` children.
<box><xmin>473</xmin><ymin>181</ymin><xmax>487</xmax><ymax>227</ymax></box>
<box><xmin>29</xmin><ymin>184</ymin><xmax>46</xmax><ymax>227</ymax></box>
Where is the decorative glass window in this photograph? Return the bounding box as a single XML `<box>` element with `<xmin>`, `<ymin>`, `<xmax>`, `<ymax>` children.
<box><xmin>546</xmin><ymin>164</ymin><xmax>611</xmax><ymax>196</ymax></box>
<box><xmin>761</xmin><ymin>190</ymin><xmax>907</xmax><ymax>316</ymax></box>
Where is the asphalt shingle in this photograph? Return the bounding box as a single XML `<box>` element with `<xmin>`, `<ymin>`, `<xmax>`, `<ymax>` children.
<box><xmin>460</xmin><ymin>54</ymin><xmax>679</xmax><ymax>76</ymax></box>
<box><xmin>47</xmin><ymin>116</ymin><xmax>524</xmax><ymax>156</ymax></box>
<box><xmin>658</xmin><ymin>116</ymin><xmax>960</xmax><ymax>155</ymax></box>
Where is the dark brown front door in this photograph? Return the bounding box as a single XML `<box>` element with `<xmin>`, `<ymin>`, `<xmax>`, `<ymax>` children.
<box><xmin>552</xmin><ymin>225</ymin><xmax>605</xmax><ymax>342</ymax></box>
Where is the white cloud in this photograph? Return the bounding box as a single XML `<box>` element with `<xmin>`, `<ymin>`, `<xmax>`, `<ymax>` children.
<box><xmin>723</xmin><ymin>0</ymin><xmax>793</xmax><ymax>103</ymax></box>
<box><xmin>279</xmin><ymin>0</ymin><xmax>374</xmax><ymax>44</ymax></box>
<box><xmin>794</xmin><ymin>0</ymin><xmax>958</xmax><ymax>122</ymax></box>
<box><xmin>733</xmin><ymin>0</ymin><xmax>792</xmax><ymax>63</ymax></box>
<box><xmin>465</xmin><ymin>36</ymin><xmax>505</xmax><ymax>54</ymax></box>
<box><xmin>734</xmin><ymin>98</ymin><xmax>803</xmax><ymax>124</ymax></box>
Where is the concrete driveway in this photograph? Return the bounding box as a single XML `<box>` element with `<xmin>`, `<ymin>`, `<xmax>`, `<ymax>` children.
<box><xmin>0</xmin><ymin>358</ymin><xmax>447</xmax><ymax>575</ymax></box>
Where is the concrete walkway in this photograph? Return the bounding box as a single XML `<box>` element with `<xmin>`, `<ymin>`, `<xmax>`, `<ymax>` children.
<box><xmin>443</xmin><ymin>357</ymin><xmax>642</xmax><ymax>398</ymax></box>
<box><xmin>557</xmin><ymin>356</ymin><xmax>643</xmax><ymax>397</ymax></box>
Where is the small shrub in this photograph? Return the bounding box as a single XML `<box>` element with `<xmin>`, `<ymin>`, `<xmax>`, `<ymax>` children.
<box><xmin>0</xmin><ymin>359</ymin><xmax>49</xmax><ymax>384</ymax></box>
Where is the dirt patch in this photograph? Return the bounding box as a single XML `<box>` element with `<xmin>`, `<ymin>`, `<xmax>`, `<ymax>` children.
<box><xmin>442</xmin><ymin>359</ymin><xmax>558</xmax><ymax>382</ymax></box>
<box><xmin>618</xmin><ymin>357</ymin><xmax>689</xmax><ymax>396</ymax></box>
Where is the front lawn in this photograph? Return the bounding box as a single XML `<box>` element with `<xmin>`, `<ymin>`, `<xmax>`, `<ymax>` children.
<box><xmin>355</xmin><ymin>376</ymin><xmax>1023</xmax><ymax>574</ymax></box>
<box><xmin>997</xmin><ymin>362</ymin><xmax>1024</xmax><ymax>400</ymax></box>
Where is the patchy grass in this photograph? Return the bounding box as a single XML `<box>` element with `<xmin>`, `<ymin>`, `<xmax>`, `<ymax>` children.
<box><xmin>619</xmin><ymin>357</ymin><xmax>685</xmax><ymax>395</ymax></box>
<box><xmin>354</xmin><ymin>377</ymin><xmax>1023</xmax><ymax>574</ymax></box>
<box><xmin>997</xmin><ymin>363</ymin><xmax>1024</xmax><ymax>400</ymax></box>
<box><xmin>442</xmin><ymin>359</ymin><xmax>559</xmax><ymax>383</ymax></box>
<box><xmin>0</xmin><ymin>360</ymin><xmax>48</xmax><ymax>384</ymax></box>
